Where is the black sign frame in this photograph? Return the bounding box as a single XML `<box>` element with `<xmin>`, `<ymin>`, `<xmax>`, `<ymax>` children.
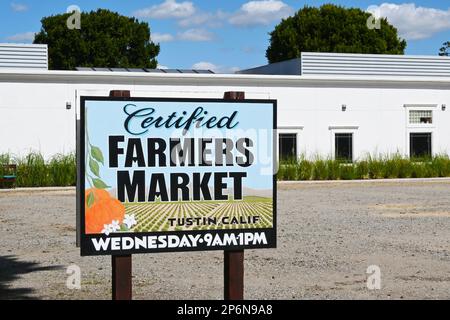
<box><xmin>78</xmin><ymin>96</ymin><xmax>277</xmax><ymax>256</ymax></box>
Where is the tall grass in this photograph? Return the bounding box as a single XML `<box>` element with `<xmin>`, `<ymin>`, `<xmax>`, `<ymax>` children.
<box><xmin>430</xmin><ymin>155</ymin><xmax>450</xmax><ymax>177</ymax></box>
<box><xmin>312</xmin><ymin>158</ymin><xmax>328</xmax><ymax>180</ymax></box>
<box><xmin>48</xmin><ymin>153</ymin><xmax>76</xmax><ymax>186</ymax></box>
<box><xmin>0</xmin><ymin>152</ymin><xmax>76</xmax><ymax>188</ymax></box>
<box><xmin>2</xmin><ymin>151</ymin><xmax>450</xmax><ymax>186</ymax></box>
<box><xmin>16</xmin><ymin>152</ymin><xmax>49</xmax><ymax>187</ymax></box>
<box><xmin>0</xmin><ymin>153</ymin><xmax>12</xmax><ymax>177</ymax></box>
<box><xmin>278</xmin><ymin>153</ymin><xmax>450</xmax><ymax>181</ymax></box>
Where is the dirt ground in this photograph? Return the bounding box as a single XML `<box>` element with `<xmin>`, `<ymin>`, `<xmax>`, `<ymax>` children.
<box><xmin>0</xmin><ymin>180</ymin><xmax>449</xmax><ymax>300</ymax></box>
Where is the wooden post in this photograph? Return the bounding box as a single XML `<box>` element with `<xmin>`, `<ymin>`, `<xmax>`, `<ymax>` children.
<box><xmin>112</xmin><ymin>254</ymin><xmax>132</xmax><ymax>300</ymax></box>
<box><xmin>223</xmin><ymin>91</ymin><xmax>245</xmax><ymax>300</ymax></box>
<box><xmin>224</xmin><ymin>250</ymin><xmax>244</xmax><ymax>300</ymax></box>
<box><xmin>110</xmin><ymin>90</ymin><xmax>132</xmax><ymax>300</ymax></box>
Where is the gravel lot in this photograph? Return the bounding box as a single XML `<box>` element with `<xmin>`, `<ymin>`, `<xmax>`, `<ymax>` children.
<box><xmin>0</xmin><ymin>180</ymin><xmax>449</xmax><ymax>300</ymax></box>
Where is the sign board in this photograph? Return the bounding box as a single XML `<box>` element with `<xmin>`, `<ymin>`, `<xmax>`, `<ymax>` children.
<box><xmin>79</xmin><ymin>96</ymin><xmax>276</xmax><ymax>256</ymax></box>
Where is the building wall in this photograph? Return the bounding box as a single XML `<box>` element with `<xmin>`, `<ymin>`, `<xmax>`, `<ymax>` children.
<box><xmin>0</xmin><ymin>81</ymin><xmax>75</xmax><ymax>157</ymax></box>
<box><xmin>1</xmin><ymin>72</ymin><xmax>449</xmax><ymax>160</ymax></box>
<box><xmin>273</xmin><ymin>86</ymin><xmax>449</xmax><ymax>159</ymax></box>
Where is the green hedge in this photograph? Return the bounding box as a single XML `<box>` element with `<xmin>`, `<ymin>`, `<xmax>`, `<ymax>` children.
<box><xmin>2</xmin><ymin>152</ymin><xmax>450</xmax><ymax>187</ymax></box>
<box><xmin>0</xmin><ymin>152</ymin><xmax>76</xmax><ymax>187</ymax></box>
<box><xmin>278</xmin><ymin>154</ymin><xmax>450</xmax><ymax>181</ymax></box>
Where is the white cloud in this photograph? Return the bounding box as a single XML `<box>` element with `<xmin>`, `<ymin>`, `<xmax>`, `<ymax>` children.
<box><xmin>178</xmin><ymin>10</ymin><xmax>227</xmax><ymax>28</ymax></box>
<box><xmin>192</xmin><ymin>61</ymin><xmax>239</xmax><ymax>74</ymax></box>
<box><xmin>229</xmin><ymin>0</ymin><xmax>294</xmax><ymax>27</ymax></box>
<box><xmin>151</xmin><ymin>29</ymin><xmax>214</xmax><ymax>43</ymax></box>
<box><xmin>134</xmin><ymin>0</ymin><xmax>293</xmax><ymax>29</ymax></box>
<box><xmin>178</xmin><ymin>29</ymin><xmax>213</xmax><ymax>41</ymax></box>
<box><xmin>6</xmin><ymin>32</ymin><xmax>35</xmax><ymax>42</ymax></box>
<box><xmin>367</xmin><ymin>3</ymin><xmax>450</xmax><ymax>40</ymax></box>
<box><xmin>134</xmin><ymin>0</ymin><xmax>195</xmax><ymax>19</ymax></box>
<box><xmin>192</xmin><ymin>61</ymin><xmax>217</xmax><ymax>70</ymax></box>
<box><xmin>11</xmin><ymin>2</ymin><xmax>28</xmax><ymax>12</ymax></box>
<box><xmin>157</xmin><ymin>64</ymin><xmax>169</xmax><ymax>69</ymax></box>
<box><xmin>151</xmin><ymin>32</ymin><xmax>174</xmax><ymax>43</ymax></box>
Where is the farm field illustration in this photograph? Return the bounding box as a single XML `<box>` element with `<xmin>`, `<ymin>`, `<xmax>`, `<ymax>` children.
<box><xmin>126</xmin><ymin>196</ymin><xmax>273</xmax><ymax>232</ymax></box>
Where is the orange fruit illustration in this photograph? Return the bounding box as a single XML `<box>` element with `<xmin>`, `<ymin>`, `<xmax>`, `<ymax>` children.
<box><xmin>85</xmin><ymin>188</ymin><xmax>125</xmax><ymax>234</ymax></box>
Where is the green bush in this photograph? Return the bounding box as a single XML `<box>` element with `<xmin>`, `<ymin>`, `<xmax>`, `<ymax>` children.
<box><xmin>278</xmin><ymin>153</ymin><xmax>450</xmax><ymax>181</ymax></box>
<box><xmin>277</xmin><ymin>157</ymin><xmax>298</xmax><ymax>180</ymax></box>
<box><xmin>425</xmin><ymin>164</ymin><xmax>435</xmax><ymax>177</ymax></box>
<box><xmin>3</xmin><ymin>151</ymin><xmax>450</xmax><ymax>186</ymax></box>
<box><xmin>396</xmin><ymin>157</ymin><xmax>413</xmax><ymax>178</ymax></box>
<box><xmin>16</xmin><ymin>152</ymin><xmax>49</xmax><ymax>187</ymax></box>
<box><xmin>0</xmin><ymin>154</ymin><xmax>12</xmax><ymax>176</ymax></box>
<box><xmin>326</xmin><ymin>159</ymin><xmax>340</xmax><ymax>180</ymax></box>
<box><xmin>297</xmin><ymin>158</ymin><xmax>313</xmax><ymax>180</ymax></box>
<box><xmin>284</xmin><ymin>164</ymin><xmax>297</xmax><ymax>180</ymax></box>
<box><xmin>48</xmin><ymin>153</ymin><xmax>76</xmax><ymax>186</ymax></box>
<box><xmin>0</xmin><ymin>152</ymin><xmax>76</xmax><ymax>188</ymax></box>
<box><xmin>277</xmin><ymin>164</ymin><xmax>287</xmax><ymax>181</ymax></box>
<box><xmin>429</xmin><ymin>154</ymin><xmax>450</xmax><ymax>177</ymax></box>
<box><xmin>312</xmin><ymin>158</ymin><xmax>328</xmax><ymax>180</ymax></box>
<box><xmin>339</xmin><ymin>164</ymin><xmax>355</xmax><ymax>180</ymax></box>
<box><xmin>411</xmin><ymin>162</ymin><xmax>427</xmax><ymax>178</ymax></box>
<box><xmin>382</xmin><ymin>154</ymin><xmax>412</xmax><ymax>179</ymax></box>
<box><xmin>367</xmin><ymin>156</ymin><xmax>383</xmax><ymax>179</ymax></box>
<box><xmin>354</xmin><ymin>160</ymin><xmax>369</xmax><ymax>179</ymax></box>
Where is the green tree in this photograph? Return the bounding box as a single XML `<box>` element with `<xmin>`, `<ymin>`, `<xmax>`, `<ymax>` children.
<box><xmin>439</xmin><ymin>41</ymin><xmax>450</xmax><ymax>56</ymax></box>
<box><xmin>266</xmin><ymin>4</ymin><xmax>406</xmax><ymax>63</ymax></box>
<box><xmin>34</xmin><ymin>9</ymin><xmax>160</xmax><ymax>70</ymax></box>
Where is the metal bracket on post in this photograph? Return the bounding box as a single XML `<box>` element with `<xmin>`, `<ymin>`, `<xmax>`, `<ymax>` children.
<box><xmin>110</xmin><ymin>89</ymin><xmax>132</xmax><ymax>300</ymax></box>
<box><xmin>223</xmin><ymin>91</ymin><xmax>245</xmax><ymax>300</ymax></box>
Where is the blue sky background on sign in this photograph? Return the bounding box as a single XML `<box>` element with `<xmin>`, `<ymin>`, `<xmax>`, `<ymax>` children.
<box><xmin>86</xmin><ymin>99</ymin><xmax>274</xmax><ymax>190</ymax></box>
<box><xmin>2</xmin><ymin>0</ymin><xmax>450</xmax><ymax>72</ymax></box>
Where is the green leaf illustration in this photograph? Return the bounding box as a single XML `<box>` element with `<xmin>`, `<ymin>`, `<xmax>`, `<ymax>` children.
<box><xmin>120</xmin><ymin>224</ymin><xmax>129</xmax><ymax>232</ymax></box>
<box><xmin>87</xmin><ymin>191</ymin><xmax>95</xmax><ymax>208</ymax></box>
<box><xmin>92</xmin><ymin>178</ymin><xmax>110</xmax><ymax>189</ymax></box>
<box><xmin>89</xmin><ymin>157</ymin><xmax>100</xmax><ymax>177</ymax></box>
<box><xmin>91</xmin><ymin>146</ymin><xmax>104</xmax><ymax>164</ymax></box>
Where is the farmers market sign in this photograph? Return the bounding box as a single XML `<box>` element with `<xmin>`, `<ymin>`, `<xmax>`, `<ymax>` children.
<box><xmin>79</xmin><ymin>96</ymin><xmax>276</xmax><ymax>255</ymax></box>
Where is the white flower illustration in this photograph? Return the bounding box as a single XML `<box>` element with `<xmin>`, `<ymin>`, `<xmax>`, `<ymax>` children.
<box><xmin>123</xmin><ymin>214</ymin><xmax>137</xmax><ymax>229</ymax></box>
<box><xmin>111</xmin><ymin>220</ymin><xmax>120</xmax><ymax>232</ymax></box>
<box><xmin>101</xmin><ymin>224</ymin><xmax>112</xmax><ymax>236</ymax></box>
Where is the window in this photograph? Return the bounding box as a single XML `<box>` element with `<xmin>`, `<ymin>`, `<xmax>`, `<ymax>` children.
<box><xmin>279</xmin><ymin>133</ymin><xmax>297</xmax><ymax>160</ymax></box>
<box><xmin>335</xmin><ymin>133</ymin><xmax>353</xmax><ymax>162</ymax></box>
<box><xmin>410</xmin><ymin>133</ymin><xmax>432</xmax><ymax>159</ymax></box>
<box><xmin>409</xmin><ymin>110</ymin><xmax>432</xmax><ymax>124</ymax></box>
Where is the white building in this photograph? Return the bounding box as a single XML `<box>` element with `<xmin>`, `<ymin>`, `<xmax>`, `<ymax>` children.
<box><xmin>1</xmin><ymin>44</ymin><xmax>450</xmax><ymax>161</ymax></box>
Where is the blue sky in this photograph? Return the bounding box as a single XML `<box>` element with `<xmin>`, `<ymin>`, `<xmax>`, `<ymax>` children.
<box><xmin>2</xmin><ymin>1</ymin><xmax>450</xmax><ymax>72</ymax></box>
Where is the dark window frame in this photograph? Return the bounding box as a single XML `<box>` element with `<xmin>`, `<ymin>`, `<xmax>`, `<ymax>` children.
<box><xmin>410</xmin><ymin>132</ymin><xmax>432</xmax><ymax>159</ymax></box>
<box><xmin>335</xmin><ymin>133</ymin><xmax>353</xmax><ymax>163</ymax></box>
<box><xmin>279</xmin><ymin>133</ymin><xmax>297</xmax><ymax>160</ymax></box>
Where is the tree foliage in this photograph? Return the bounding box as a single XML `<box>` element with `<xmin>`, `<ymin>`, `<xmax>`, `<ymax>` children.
<box><xmin>439</xmin><ymin>42</ymin><xmax>450</xmax><ymax>56</ymax></box>
<box><xmin>34</xmin><ymin>9</ymin><xmax>160</xmax><ymax>70</ymax></box>
<box><xmin>266</xmin><ymin>4</ymin><xmax>406</xmax><ymax>63</ymax></box>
